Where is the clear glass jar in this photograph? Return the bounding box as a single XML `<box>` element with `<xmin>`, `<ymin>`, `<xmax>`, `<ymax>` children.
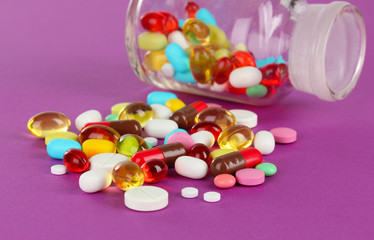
<box><xmin>125</xmin><ymin>0</ymin><xmax>366</xmax><ymax>105</ymax></box>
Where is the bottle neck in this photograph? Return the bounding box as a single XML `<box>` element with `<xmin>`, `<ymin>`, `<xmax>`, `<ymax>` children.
<box><xmin>289</xmin><ymin>1</ymin><xmax>366</xmax><ymax>101</ymax></box>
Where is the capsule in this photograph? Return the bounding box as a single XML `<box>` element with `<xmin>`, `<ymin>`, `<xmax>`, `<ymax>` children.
<box><xmin>82</xmin><ymin>120</ymin><xmax>142</xmax><ymax>136</ymax></box>
<box><xmin>27</xmin><ymin>111</ymin><xmax>70</xmax><ymax>138</ymax></box>
<box><xmin>118</xmin><ymin>102</ymin><xmax>153</xmax><ymax>128</ymax></box>
<box><xmin>195</xmin><ymin>107</ymin><xmax>236</xmax><ymax>130</ymax></box>
<box><xmin>210</xmin><ymin>148</ymin><xmax>262</xmax><ymax>176</ymax></box>
<box><xmin>79</xmin><ymin>125</ymin><xmax>121</xmax><ymax>144</ymax></box>
<box><xmin>141</xmin><ymin>159</ymin><xmax>168</xmax><ymax>183</ymax></box>
<box><xmin>131</xmin><ymin>142</ymin><xmax>187</xmax><ymax>168</ymax></box>
<box><xmin>169</xmin><ymin>101</ymin><xmax>208</xmax><ymax>129</ymax></box>
<box><xmin>117</xmin><ymin>134</ymin><xmax>149</xmax><ymax>157</ymax></box>
<box><xmin>63</xmin><ymin>148</ymin><xmax>90</xmax><ymax>173</ymax></box>
<box><xmin>217</xmin><ymin>125</ymin><xmax>254</xmax><ymax>150</ymax></box>
<box><xmin>190</xmin><ymin>121</ymin><xmax>222</xmax><ymax>141</ymax></box>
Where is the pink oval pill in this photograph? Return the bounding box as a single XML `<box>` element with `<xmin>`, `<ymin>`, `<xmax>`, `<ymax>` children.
<box><xmin>166</xmin><ymin>131</ymin><xmax>194</xmax><ymax>150</ymax></box>
<box><xmin>214</xmin><ymin>174</ymin><xmax>236</xmax><ymax>189</ymax></box>
<box><xmin>235</xmin><ymin>168</ymin><xmax>265</xmax><ymax>186</ymax></box>
<box><xmin>270</xmin><ymin>127</ymin><xmax>297</xmax><ymax>144</ymax></box>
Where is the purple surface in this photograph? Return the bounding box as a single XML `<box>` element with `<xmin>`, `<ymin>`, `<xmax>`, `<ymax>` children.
<box><xmin>1</xmin><ymin>0</ymin><xmax>373</xmax><ymax>239</ymax></box>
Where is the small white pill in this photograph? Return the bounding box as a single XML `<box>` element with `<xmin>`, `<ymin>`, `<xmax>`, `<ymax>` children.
<box><xmin>191</xmin><ymin>131</ymin><xmax>215</xmax><ymax>148</ymax></box>
<box><xmin>75</xmin><ymin>109</ymin><xmax>102</xmax><ymax>131</ymax></box>
<box><xmin>230</xmin><ymin>109</ymin><xmax>258</xmax><ymax>128</ymax></box>
<box><xmin>89</xmin><ymin>153</ymin><xmax>129</xmax><ymax>172</ymax></box>
<box><xmin>124</xmin><ymin>186</ymin><xmax>168</xmax><ymax>212</ymax></box>
<box><xmin>167</xmin><ymin>30</ymin><xmax>189</xmax><ymax>49</ymax></box>
<box><xmin>150</xmin><ymin>104</ymin><xmax>173</xmax><ymax>119</ymax></box>
<box><xmin>204</xmin><ymin>191</ymin><xmax>221</xmax><ymax>203</ymax></box>
<box><xmin>161</xmin><ymin>63</ymin><xmax>175</xmax><ymax>78</ymax></box>
<box><xmin>79</xmin><ymin>169</ymin><xmax>112</xmax><ymax>193</ymax></box>
<box><xmin>254</xmin><ymin>130</ymin><xmax>275</xmax><ymax>155</ymax></box>
<box><xmin>144</xmin><ymin>119</ymin><xmax>178</xmax><ymax>138</ymax></box>
<box><xmin>181</xmin><ymin>187</ymin><xmax>199</xmax><ymax>198</ymax></box>
<box><xmin>144</xmin><ymin>137</ymin><xmax>158</xmax><ymax>147</ymax></box>
<box><xmin>229</xmin><ymin>66</ymin><xmax>262</xmax><ymax>88</ymax></box>
<box><xmin>175</xmin><ymin>156</ymin><xmax>208</xmax><ymax>179</ymax></box>
<box><xmin>51</xmin><ymin>164</ymin><xmax>67</xmax><ymax>175</ymax></box>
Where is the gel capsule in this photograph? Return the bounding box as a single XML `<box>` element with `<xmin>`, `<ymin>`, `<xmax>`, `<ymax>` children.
<box><xmin>118</xmin><ymin>102</ymin><xmax>153</xmax><ymax>128</ymax></box>
<box><xmin>158</xmin><ymin>11</ymin><xmax>179</xmax><ymax>34</ymax></box>
<box><xmin>228</xmin><ymin>83</ymin><xmax>247</xmax><ymax>95</ymax></box>
<box><xmin>185</xmin><ymin>2</ymin><xmax>199</xmax><ymax>18</ymax></box>
<box><xmin>195</xmin><ymin>107</ymin><xmax>236</xmax><ymax>130</ymax></box>
<box><xmin>141</xmin><ymin>159</ymin><xmax>168</xmax><ymax>183</ymax></box>
<box><xmin>210</xmin><ymin>147</ymin><xmax>262</xmax><ymax>176</ymax></box>
<box><xmin>212</xmin><ymin>57</ymin><xmax>233</xmax><ymax>85</ymax></box>
<box><xmin>63</xmin><ymin>148</ymin><xmax>90</xmax><ymax>173</ymax></box>
<box><xmin>27</xmin><ymin>112</ymin><xmax>70</xmax><ymax>138</ymax></box>
<box><xmin>217</xmin><ymin>125</ymin><xmax>254</xmax><ymax>150</ymax></box>
<box><xmin>82</xmin><ymin>120</ymin><xmax>142</xmax><ymax>136</ymax></box>
<box><xmin>117</xmin><ymin>134</ymin><xmax>149</xmax><ymax>157</ymax></box>
<box><xmin>190</xmin><ymin>121</ymin><xmax>222</xmax><ymax>141</ymax></box>
<box><xmin>169</xmin><ymin>101</ymin><xmax>208</xmax><ymax>129</ymax></box>
<box><xmin>131</xmin><ymin>142</ymin><xmax>187</xmax><ymax>168</ymax></box>
<box><xmin>79</xmin><ymin>125</ymin><xmax>121</xmax><ymax>144</ymax></box>
<box><xmin>188</xmin><ymin>143</ymin><xmax>212</xmax><ymax>165</ymax></box>
<box><xmin>182</xmin><ymin>19</ymin><xmax>210</xmax><ymax>44</ymax></box>
<box><xmin>260</xmin><ymin>63</ymin><xmax>289</xmax><ymax>86</ymax></box>
<box><xmin>141</xmin><ymin>12</ymin><xmax>166</xmax><ymax>32</ymax></box>
<box><xmin>144</xmin><ymin>50</ymin><xmax>169</xmax><ymax>71</ymax></box>
<box><xmin>112</xmin><ymin>161</ymin><xmax>144</xmax><ymax>191</ymax></box>
<box><xmin>230</xmin><ymin>51</ymin><xmax>256</xmax><ymax>69</ymax></box>
<box><xmin>190</xmin><ymin>46</ymin><xmax>215</xmax><ymax>84</ymax></box>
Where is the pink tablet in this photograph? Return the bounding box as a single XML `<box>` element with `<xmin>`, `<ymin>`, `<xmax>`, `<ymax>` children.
<box><xmin>235</xmin><ymin>168</ymin><xmax>265</xmax><ymax>186</ymax></box>
<box><xmin>270</xmin><ymin>127</ymin><xmax>297</xmax><ymax>144</ymax></box>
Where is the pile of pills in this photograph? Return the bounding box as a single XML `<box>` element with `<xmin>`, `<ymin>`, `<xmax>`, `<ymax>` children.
<box><xmin>27</xmin><ymin>91</ymin><xmax>297</xmax><ymax>211</ymax></box>
<box><xmin>138</xmin><ymin>1</ymin><xmax>289</xmax><ymax>100</ymax></box>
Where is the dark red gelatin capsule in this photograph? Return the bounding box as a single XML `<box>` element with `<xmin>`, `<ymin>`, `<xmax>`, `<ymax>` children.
<box><xmin>260</xmin><ymin>63</ymin><xmax>289</xmax><ymax>86</ymax></box>
<box><xmin>230</xmin><ymin>51</ymin><xmax>256</xmax><ymax>69</ymax></box>
<box><xmin>228</xmin><ymin>83</ymin><xmax>247</xmax><ymax>95</ymax></box>
<box><xmin>141</xmin><ymin>159</ymin><xmax>168</xmax><ymax>183</ymax></box>
<box><xmin>158</xmin><ymin>11</ymin><xmax>179</xmax><ymax>34</ymax></box>
<box><xmin>190</xmin><ymin>121</ymin><xmax>222</xmax><ymax>141</ymax></box>
<box><xmin>212</xmin><ymin>57</ymin><xmax>233</xmax><ymax>84</ymax></box>
<box><xmin>188</xmin><ymin>143</ymin><xmax>212</xmax><ymax>165</ymax></box>
<box><xmin>185</xmin><ymin>2</ymin><xmax>200</xmax><ymax>18</ymax></box>
<box><xmin>79</xmin><ymin>125</ymin><xmax>120</xmax><ymax>144</ymax></box>
<box><xmin>82</xmin><ymin>120</ymin><xmax>142</xmax><ymax>136</ymax></box>
<box><xmin>140</xmin><ymin>12</ymin><xmax>166</xmax><ymax>32</ymax></box>
<box><xmin>63</xmin><ymin>148</ymin><xmax>90</xmax><ymax>173</ymax></box>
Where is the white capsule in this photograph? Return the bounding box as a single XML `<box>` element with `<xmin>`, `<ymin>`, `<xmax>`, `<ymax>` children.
<box><xmin>79</xmin><ymin>169</ymin><xmax>112</xmax><ymax>193</ymax></box>
<box><xmin>89</xmin><ymin>153</ymin><xmax>129</xmax><ymax>172</ymax></box>
<box><xmin>229</xmin><ymin>66</ymin><xmax>262</xmax><ymax>88</ymax></box>
<box><xmin>75</xmin><ymin>110</ymin><xmax>102</xmax><ymax>131</ymax></box>
<box><xmin>254</xmin><ymin>130</ymin><xmax>275</xmax><ymax>155</ymax></box>
<box><xmin>230</xmin><ymin>109</ymin><xmax>258</xmax><ymax>128</ymax></box>
<box><xmin>167</xmin><ymin>30</ymin><xmax>189</xmax><ymax>49</ymax></box>
<box><xmin>175</xmin><ymin>156</ymin><xmax>208</xmax><ymax>179</ymax></box>
<box><xmin>144</xmin><ymin>137</ymin><xmax>158</xmax><ymax>147</ymax></box>
<box><xmin>191</xmin><ymin>131</ymin><xmax>215</xmax><ymax>148</ymax></box>
<box><xmin>51</xmin><ymin>164</ymin><xmax>67</xmax><ymax>175</ymax></box>
<box><xmin>144</xmin><ymin>119</ymin><xmax>178</xmax><ymax>138</ymax></box>
<box><xmin>161</xmin><ymin>63</ymin><xmax>175</xmax><ymax>78</ymax></box>
<box><xmin>151</xmin><ymin>104</ymin><xmax>172</xmax><ymax>119</ymax></box>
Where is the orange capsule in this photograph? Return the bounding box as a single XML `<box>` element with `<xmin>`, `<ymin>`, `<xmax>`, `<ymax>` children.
<box><xmin>190</xmin><ymin>46</ymin><xmax>215</xmax><ymax>84</ymax></box>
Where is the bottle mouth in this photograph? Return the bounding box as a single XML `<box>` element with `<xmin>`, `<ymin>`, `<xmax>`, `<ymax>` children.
<box><xmin>289</xmin><ymin>2</ymin><xmax>366</xmax><ymax>101</ymax></box>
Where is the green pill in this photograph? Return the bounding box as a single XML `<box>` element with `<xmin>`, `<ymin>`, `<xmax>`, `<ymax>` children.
<box><xmin>255</xmin><ymin>163</ymin><xmax>277</xmax><ymax>177</ymax></box>
<box><xmin>246</xmin><ymin>84</ymin><xmax>268</xmax><ymax>98</ymax></box>
<box><xmin>118</xmin><ymin>135</ymin><xmax>139</xmax><ymax>157</ymax></box>
<box><xmin>105</xmin><ymin>114</ymin><xmax>118</xmax><ymax>121</ymax></box>
<box><xmin>138</xmin><ymin>32</ymin><xmax>168</xmax><ymax>51</ymax></box>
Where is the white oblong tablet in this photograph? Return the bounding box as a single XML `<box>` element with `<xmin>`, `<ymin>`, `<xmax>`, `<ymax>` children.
<box><xmin>167</xmin><ymin>30</ymin><xmax>189</xmax><ymax>49</ymax></box>
<box><xmin>254</xmin><ymin>130</ymin><xmax>275</xmax><ymax>155</ymax></box>
<box><xmin>79</xmin><ymin>169</ymin><xmax>112</xmax><ymax>193</ymax></box>
<box><xmin>124</xmin><ymin>186</ymin><xmax>168</xmax><ymax>212</ymax></box>
<box><xmin>181</xmin><ymin>187</ymin><xmax>198</xmax><ymax>198</ymax></box>
<box><xmin>203</xmin><ymin>191</ymin><xmax>221</xmax><ymax>203</ymax></box>
<box><xmin>175</xmin><ymin>156</ymin><xmax>208</xmax><ymax>179</ymax></box>
<box><xmin>144</xmin><ymin>137</ymin><xmax>158</xmax><ymax>147</ymax></box>
<box><xmin>229</xmin><ymin>109</ymin><xmax>258</xmax><ymax>128</ymax></box>
<box><xmin>191</xmin><ymin>131</ymin><xmax>215</xmax><ymax>148</ymax></box>
<box><xmin>75</xmin><ymin>109</ymin><xmax>102</xmax><ymax>131</ymax></box>
<box><xmin>144</xmin><ymin>119</ymin><xmax>178</xmax><ymax>138</ymax></box>
<box><xmin>229</xmin><ymin>66</ymin><xmax>262</xmax><ymax>88</ymax></box>
<box><xmin>89</xmin><ymin>153</ymin><xmax>129</xmax><ymax>172</ymax></box>
<box><xmin>51</xmin><ymin>164</ymin><xmax>67</xmax><ymax>175</ymax></box>
<box><xmin>150</xmin><ymin>104</ymin><xmax>172</xmax><ymax>119</ymax></box>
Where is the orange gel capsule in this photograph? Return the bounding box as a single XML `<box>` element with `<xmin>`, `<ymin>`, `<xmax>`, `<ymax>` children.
<box><xmin>190</xmin><ymin>46</ymin><xmax>215</xmax><ymax>84</ymax></box>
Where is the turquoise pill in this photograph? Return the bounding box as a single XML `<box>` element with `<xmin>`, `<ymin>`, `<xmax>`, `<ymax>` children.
<box><xmin>147</xmin><ymin>91</ymin><xmax>178</xmax><ymax>105</ymax></box>
<box><xmin>174</xmin><ymin>70</ymin><xmax>197</xmax><ymax>84</ymax></box>
<box><xmin>47</xmin><ymin>139</ymin><xmax>81</xmax><ymax>159</ymax></box>
<box><xmin>165</xmin><ymin>43</ymin><xmax>190</xmax><ymax>73</ymax></box>
<box><xmin>196</xmin><ymin>8</ymin><xmax>217</xmax><ymax>26</ymax></box>
<box><xmin>255</xmin><ymin>163</ymin><xmax>277</xmax><ymax>177</ymax></box>
<box><xmin>164</xmin><ymin>129</ymin><xmax>188</xmax><ymax>144</ymax></box>
<box><xmin>246</xmin><ymin>84</ymin><xmax>268</xmax><ymax>98</ymax></box>
<box><xmin>105</xmin><ymin>114</ymin><xmax>118</xmax><ymax>121</ymax></box>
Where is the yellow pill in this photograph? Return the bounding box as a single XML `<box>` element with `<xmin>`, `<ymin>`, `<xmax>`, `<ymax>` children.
<box><xmin>118</xmin><ymin>102</ymin><xmax>153</xmax><ymax>128</ymax></box>
<box><xmin>214</xmin><ymin>48</ymin><xmax>231</xmax><ymax>60</ymax></box>
<box><xmin>111</xmin><ymin>103</ymin><xmax>130</xmax><ymax>114</ymax></box>
<box><xmin>190</xmin><ymin>46</ymin><xmax>215</xmax><ymax>84</ymax></box>
<box><xmin>208</xmin><ymin>25</ymin><xmax>231</xmax><ymax>49</ymax></box>
<box><xmin>112</xmin><ymin>161</ymin><xmax>144</xmax><ymax>191</ymax></box>
<box><xmin>45</xmin><ymin>131</ymin><xmax>78</xmax><ymax>145</ymax></box>
<box><xmin>182</xmin><ymin>19</ymin><xmax>210</xmax><ymax>44</ymax></box>
<box><xmin>165</xmin><ymin>99</ymin><xmax>186</xmax><ymax>112</ymax></box>
<box><xmin>217</xmin><ymin>125</ymin><xmax>254</xmax><ymax>150</ymax></box>
<box><xmin>144</xmin><ymin>50</ymin><xmax>169</xmax><ymax>71</ymax></box>
<box><xmin>233</xmin><ymin>43</ymin><xmax>248</xmax><ymax>53</ymax></box>
<box><xmin>211</xmin><ymin>149</ymin><xmax>237</xmax><ymax>159</ymax></box>
<box><xmin>27</xmin><ymin>111</ymin><xmax>71</xmax><ymax>138</ymax></box>
<box><xmin>195</xmin><ymin>107</ymin><xmax>236</xmax><ymax>130</ymax></box>
<box><xmin>82</xmin><ymin>139</ymin><xmax>116</xmax><ymax>158</ymax></box>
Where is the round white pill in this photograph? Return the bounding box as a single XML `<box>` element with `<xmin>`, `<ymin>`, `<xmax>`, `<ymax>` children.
<box><xmin>124</xmin><ymin>186</ymin><xmax>168</xmax><ymax>212</ymax></box>
<box><xmin>144</xmin><ymin>119</ymin><xmax>178</xmax><ymax>138</ymax></box>
<box><xmin>75</xmin><ymin>109</ymin><xmax>102</xmax><ymax>131</ymax></box>
<box><xmin>204</xmin><ymin>191</ymin><xmax>221</xmax><ymax>203</ymax></box>
<box><xmin>181</xmin><ymin>187</ymin><xmax>199</xmax><ymax>198</ymax></box>
<box><xmin>144</xmin><ymin>137</ymin><xmax>158</xmax><ymax>147</ymax></box>
<box><xmin>51</xmin><ymin>164</ymin><xmax>67</xmax><ymax>175</ymax></box>
<box><xmin>254</xmin><ymin>130</ymin><xmax>275</xmax><ymax>155</ymax></box>
<box><xmin>151</xmin><ymin>104</ymin><xmax>172</xmax><ymax>119</ymax></box>
<box><xmin>230</xmin><ymin>109</ymin><xmax>258</xmax><ymax>128</ymax></box>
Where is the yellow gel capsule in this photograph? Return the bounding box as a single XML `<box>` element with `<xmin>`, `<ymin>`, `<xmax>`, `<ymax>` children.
<box><xmin>208</xmin><ymin>25</ymin><xmax>231</xmax><ymax>49</ymax></box>
<box><xmin>217</xmin><ymin>125</ymin><xmax>254</xmax><ymax>150</ymax></box>
<box><xmin>165</xmin><ymin>99</ymin><xmax>186</xmax><ymax>112</ymax></box>
<box><xmin>211</xmin><ymin>149</ymin><xmax>237</xmax><ymax>159</ymax></box>
<box><xmin>190</xmin><ymin>46</ymin><xmax>215</xmax><ymax>84</ymax></box>
<box><xmin>82</xmin><ymin>139</ymin><xmax>116</xmax><ymax>158</ymax></box>
<box><xmin>143</xmin><ymin>50</ymin><xmax>169</xmax><ymax>71</ymax></box>
<box><xmin>118</xmin><ymin>102</ymin><xmax>153</xmax><ymax>128</ymax></box>
<box><xmin>195</xmin><ymin>107</ymin><xmax>236</xmax><ymax>130</ymax></box>
<box><xmin>45</xmin><ymin>131</ymin><xmax>78</xmax><ymax>145</ymax></box>
<box><xmin>27</xmin><ymin>111</ymin><xmax>71</xmax><ymax>138</ymax></box>
<box><xmin>182</xmin><ymin>19</ymin><xmax>210</xmax><ymax>44</ymax></box>
<box><xmin>112</xmin><ymin>161</ymin><xmax>144</xmax><ymax>191</ymax></box>
<box><xmin>111</xmin><ymin>103</ymin><xmax>130</xmax><ymax>114</ymax></box>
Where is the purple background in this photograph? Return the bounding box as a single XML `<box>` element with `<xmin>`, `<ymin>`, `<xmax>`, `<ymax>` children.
<box><xmin>1</xmin><ymin>0</ymin><xmax>373</xmax><ymax>239</ymax></box>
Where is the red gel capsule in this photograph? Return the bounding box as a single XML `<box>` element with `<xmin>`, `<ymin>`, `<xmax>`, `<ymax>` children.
<box><xmin>170</xmin><ymin>101</ymin><xmax>208</xmax><ymax>129</ymax></box>
<box><xmin>185</xmin><ymin>2</ymin><xmax>200</xmax><ymax>18</ymax></box>
<box><xmin>230</xmin><ymin>51</ymin><xmax>256</xmax><ymax>69</ymax></box>
<box><xmin>188</xmin><ymin>143</ymin><xmax>212</xmax><ymax>165</ymax></box>
<box><xmin>82</xmin><ymin>120</ymin><xmax>142</xmax><ymax>136</ymax></box>
<box><xmin>141</xmin><ymin>159</ymin><xmax>168</xmax><ymax>183</ymax></box>
<box><xmin>140</xmin><ymin>12</ymin><xmax>166</xmax><ymax>32</ymax></box>
<box><xmin>228</xmin><ymin>83</ymin><xmax>247</xmax><ymax>95</ymax></box>
<box><xmin>158</xmin><ymin>11</ymin><xmax>179</xmax><ymax>34</ymax></box>
<box><xmin>260</xmin><ymin>63</ymin><xmax>289</xmax><ymax>86</ymax></box>
<box><xmin>79</xmin><ymin>125</ymin><xmax>121</xmax><ymax>144</ymax></box>
<box><xmin>190</xmin><ymin>121</ymin><xmax>222</xmax><ymax>141</ymax></box>
<box><xmin>63</xmin><ymin>148</ymin><xmax>90</xmax><ymax>173</ymax></box>
<box><xmin>212</xmin><ymin>57</ymin><xmax>233</xmax><ymax>85</ymax></box>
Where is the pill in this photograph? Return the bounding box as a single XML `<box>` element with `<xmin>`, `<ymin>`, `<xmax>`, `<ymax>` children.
<box><xmin>150</xmin><ymin>104</ymin><xmax>173</xmax><ymax>119</ymax></box>
<box><xmin>191</xmin><ymin>121</ymin><xmax>222</xmax><ymax>141</ymax></box>
<box><xmin>105</xmin><ymin>114</ymin><xmax>119</xmax><ymax>121</ymax></box>
<box><xmin>167</xmin><ymin>30</ymin><xmax>189</xmax><ymax>49</ymax></box>
<box><xmin>140</xmin><ymin>12</ymin><xmax>167</xmax><ymax>33</ymax></box>
<box><xmin>214</xmin><ymin>174</ymin><xmax>236</xmax><ymax>188</ymax></box>
<box><xmin>112</xmin><ymin>161</ymin><xmax>144</xmax><ymax>191</ymax></box>
<box><xmin>214</xmin><ymin>48</ymin><xmax>231</xmax><ymax>60</ymax></box>
<box><xmin>141</xmin><ymin>159</ymin><xmax>168</xmax><ymax>183</ymax></box>
<box><xmin>229</xmin><ymin>67</ymin><xmax>262</xmax><ymax>88</ymax></box>
<box><xmin>89</xmin><ymin>153</ymin><xmax>129</xmax><ymax>172</ymax></box>
<box><xmin>170</xmin><ymin>101</ymin><xmax>208</xmax><ymax>129</ymax></box>
<box><xmin>196</xmin><ymin>8</ymin><xmax>217</xmax><ymax>26</ymax></box>
<box><xmin>209</xmin><ymin>25</ymin><xmax>230</xmax><ymax>49</ymax></box>
<box><xmin>63</xmin><ymin>148</ymin><xmax>90</xmax><ymax>173</ymax></box>
<box><xmin>190</xmin><ymin>46</ymin><xmax>215</xmax><ymax>84</ymax></box>
<box><xmin>190</xmin><ymin>131</ymin><xmax>215</xmax><ymax>149</ymax></box>
<box><xmin>165</xmin><ymin>131</ymin><xmax>194</xmax><ymax>150</ymax></box>
<box><xmin>233</xmin><ymin>43</ymin><xmax>248</xmax><ymax>52</ymax></box>
<box><xmin>144</xmin><ymin>119</ymin><xmax>178</xmax><ymax>138</ymax></box>
<box><xmin>235</xmin><ymin>168</ymin><xmax>265</xmax><ymax>186</ymax></box>
<box><xmin>228</xmin><ymin>83</ymin><xmax>246</xmax><ymax>95</ymax></box>
<box><xmin>203</xmin><ymin>191</ymin><xmax>221</xmax><ymax>202</ymax></box>
<box><xmin>82</xmin><ymin>120</ymin><xmax>142</xmax><ymax>136</ymax></box>
<box><xmin>205</xmin><ymin>103</ymin><xmax>222</xmax><ymax>108</ymax></box>
<box><xmin>254</xmin><ymin>131</ymin><xmax>275</xmax><ymax>155</ymax></box>
<box><xmin>79</xmin><ymin>169</ymin><xmax>112</xmax><ymax>193</ymax></box>
<box><xmin>165</xmin><ymin>99</ymin><xmax>186</xmax><ymax>112</ymax></box>
<box><xmin>231</xmin><ymin>51</ymin><xmax>256</xmax><ymax>68</ymax></box>
<box><xmin>138</xmin><ymin>32</ymin><xmax>168</xmax><ymax>51</ymax></box>
<box><xmin>175</xmin><ymin>156</ymin><xmax>208</xmax><ymax>179</ymax></box>
<box><xmin>212</xmin><ymin>57</ymin><xmax>233</xmax><ymax>85</ymax></box>
<box><xmin>185</xmin><ymin>2</ymin><xmax>199</xmax><ymax>18</ymax></box>
<box><xmin>75</xmin><ymin>110</ymin><xmax>102</xmax><ymax>131</ymax></box>
<box><xmin>79</xmin><ymin>125</ymin><xmax>121</xmax><ymax>144</ymax></box>
<box><xmin>124</xmin><ymin>186</ymin><xmax>168</xmax><ymax>212</ymax></box>
<box><xmin>45</xmin><ymin>131</ymin><xmax>78</xmax><ymax>145</ymax></box>
<box><xmin>82</xmin><ymin>139</ymin><xmax>116</xmax><ymax>158</ymax></box>
<box><xmin>111</xmin><ymin>103</ymin><xmax>130</xmax><ymax>114</ymax></box>
<box><xmin>255</xmin><ymin>163</ymin><xmax>277</xmax><ymax>177</ymax></box>
<box><xmin>164</xmin><ymin>129</ymin><xmax>188</xmax><ymax>144</ymax></box>
<box><xmin>165</xmin><ymin>43</ymin><xmax>190</xmax><ymax>73</ymax></box>
<box><xmin>51</xmin><ymin>164</ymin><xmax>67</xmax><ymax>175</ymax></box>
<box><xmin>183</xmin><ymin>19</ymin><xmax>210</xmax><ymax>44</ymax></box>
<box><xmin>217</xmin><ymin>125</ymin><xmax>254</xmax><ymax>150</ymax></box>
<box><xmin>246</xmin><ymin>84</ymin><xmax>268</xmax><ymax>98</ymax></box>
<box><xmin>195</xmin><ymin>107</ymin><xmax>236</xmax><ymax>130</ymax></box>
<box><xmin>211</xmin><ymin>149</ymin><xmax>236</xmax><ymax>159</ymax></box>
<box><xmin>161</xmin><ymin>63</ymin><xmax>175</xmax><ymax>78</ymax></box>
<box><xmin>46</xmin><ymin>139</ymin><xmax>81</xmax><ymax>160</ymax></box>
<box><xmin>27</xmin><ymin>111</ymin><xmax>70</xmax><ymax>138</ymax></box>
<box><xmin>270</xmin><ymin>127</ymin><xmax>297</xmax><ymax>144</ymax></box>
<box><xmin>144</xmin><ymin>137</ymin><xmax>158</xmax><ymax>147</ymax></box>
<box><xmin>118</xmin><ymin>102</ymin><xmax>153</xmax><ymax>128</ymax></box>
<box><xmin>188</xmin><ymin>143</ymin><xmax>212</xmax><ymax>165</ymax></box>
<box><xmin>181</xmin><ymin>187</ymin><xmax>198</xmax><ymax>198</ymax></box>
<box><xmin>173</xmin><ymin>70</ymin><xmax>197</xmax><ymax>84</ymax></box>
<box><xmin>117</xmin><ymin>134</ymin><xmax>149</xmax><ymax>157</ymax></box>
<box><xmin>143</xmin><ymin>50</ymin><xmax>169</xmax><ymax>71</ymax></box>
<box><xmin>229</xmin><ymin>109</ymin><xmax>258</xmax><ymax>128</ymax></box>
